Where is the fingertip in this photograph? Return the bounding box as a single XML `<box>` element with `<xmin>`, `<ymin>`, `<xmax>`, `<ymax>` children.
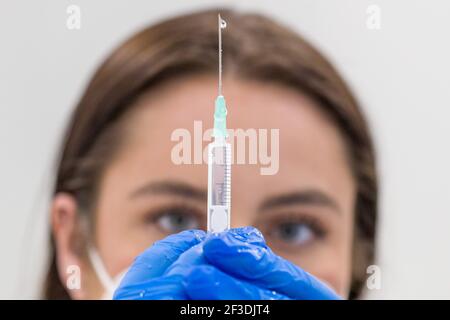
<box><xmin>164</xmin><ymin>241</ymin><xmax>206</xmax><ymax>277</ymax></box>
<box><xmin>205</xmin><ymin>226</ymin><xmax>266</xmax><ymax>246</ymax></box>
<box><xmin>151</xmin><ymin>229</ymin><xmax>206</xmax><ymax>251</ymax></box>
<box><xmin>203</xmin><ymin>227</ymin><xmax>267</xmax><ymax>263</ymax></box>
<box><xmin>130</xmin><ymin>229</ymin><xmax>206</xmax><ymax>277</ymax></box>
<box><xmin>229</xmin><ymin>226</ymin><xmax>265</xmax><ymax>244</ymax></box>
<box><xmin>177</xmin><ymin>229</ymin><xmax>207</xmax><ymax>242</ymax></box>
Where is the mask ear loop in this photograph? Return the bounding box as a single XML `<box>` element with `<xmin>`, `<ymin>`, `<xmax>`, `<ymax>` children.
<box><xmin>87</xmin><ymin>246</ymin><xmax>117</xmax><ymax>293</ymax></box>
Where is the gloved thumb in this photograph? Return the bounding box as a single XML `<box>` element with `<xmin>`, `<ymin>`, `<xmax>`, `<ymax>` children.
<box><xmin>203</xmin><ymin>226</ymin><xmax>340</xmax><ymax>300</ymax></box>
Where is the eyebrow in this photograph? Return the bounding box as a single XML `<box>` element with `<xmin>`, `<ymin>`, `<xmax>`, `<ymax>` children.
<box><xmin>130</xmin><ymin>180</ymin><xmax>207</xmax><ymax>201</ymax></box>
<box><xmin>258</xmin><ymin>189</ymin><xmax>341</xmax><ymax>213</ymax></box>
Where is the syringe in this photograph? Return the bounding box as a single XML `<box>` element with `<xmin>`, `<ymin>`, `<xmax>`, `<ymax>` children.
<box><xmin>207</xmin><ymin>14</ymin><xmax>231</xmax><ymax>233</ymax></box>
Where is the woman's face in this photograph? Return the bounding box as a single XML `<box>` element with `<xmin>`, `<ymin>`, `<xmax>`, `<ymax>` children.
<box><xmin>57</xmin><ymin>74</ymin><xmax>356</xmax><ymax>298</ymax></box>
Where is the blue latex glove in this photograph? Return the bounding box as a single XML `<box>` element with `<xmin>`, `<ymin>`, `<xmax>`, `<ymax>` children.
<box><xmin>113</xmin><ymin>229</ymin><xmax>206</xmax><ymax>299</ymax></box>
<box><xmin>114</xmin><ymin>227</ymin><xmax>340</xmax><ymax>300</ymax></box>
<box><xmin>184</xmin><ymin>227</ymin><xmax>341</xmax><ymax>300</ymax></box>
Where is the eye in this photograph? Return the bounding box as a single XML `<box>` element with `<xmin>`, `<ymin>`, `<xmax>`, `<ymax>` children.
<box><xmin>152</xmin><ymin>206</ymin><xmax>202</xmax><ymax>234</ymax></box>
<box><xmin>274</xmin><ymin>222</ymin><xmax>315</xmax><ymax>245</ymax></box>
<box><xmin>266</xmin><ymin>216</ymin><xmax>326</xmax><ymax>248</ymax></box>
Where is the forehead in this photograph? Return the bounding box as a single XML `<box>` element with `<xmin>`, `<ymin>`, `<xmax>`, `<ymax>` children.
<box><xmin>110</xmin><ymin>74</ymin><xmax>354</xmax><ymax>209</ymax></box>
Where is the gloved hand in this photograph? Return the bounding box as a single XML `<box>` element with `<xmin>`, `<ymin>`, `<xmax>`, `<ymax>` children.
<box><xmin>113</xmin><ymin>227</ymin><xmax>341</xmax><ymax>300</ymax></box>
<box><xmin>184</xmin><ymin>227</ymin><xmax>340</xmax><ymax>300</ymax></box>
<box><xmin>113</xmin><ymin>229</ymin><xmax>206</xmax><ymax>299</ymax></box>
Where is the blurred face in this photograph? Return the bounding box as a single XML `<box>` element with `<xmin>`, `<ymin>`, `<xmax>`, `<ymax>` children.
<box><xmin>55</xmin><ymin>74</ymin><xmax>356</xmax><ymax>298</ymax></box>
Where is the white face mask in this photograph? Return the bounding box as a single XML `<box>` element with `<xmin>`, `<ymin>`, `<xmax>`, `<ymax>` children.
<box><xmin>87</xmin><ymin>247</ymin><xmax>128</xmax><ymax>300</ymax></box>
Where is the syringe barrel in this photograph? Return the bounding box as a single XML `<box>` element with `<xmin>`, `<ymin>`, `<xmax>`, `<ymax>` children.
<box><xmin>207</xmin><ymin>140</ymin><xmax>231</xmax><ymax>233</ymax></box>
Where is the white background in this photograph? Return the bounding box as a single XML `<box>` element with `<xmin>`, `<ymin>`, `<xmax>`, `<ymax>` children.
<box><xmin>1</xmin><ymin>0</ymin><xmax>449</xmax><ymax>299</ymax></box>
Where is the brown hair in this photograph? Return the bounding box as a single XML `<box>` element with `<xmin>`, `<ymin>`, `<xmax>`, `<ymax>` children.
<box><xmin>45</xmin><ymin>8</ymin><xmax>377</xmax><ymax>299</ymax></box>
